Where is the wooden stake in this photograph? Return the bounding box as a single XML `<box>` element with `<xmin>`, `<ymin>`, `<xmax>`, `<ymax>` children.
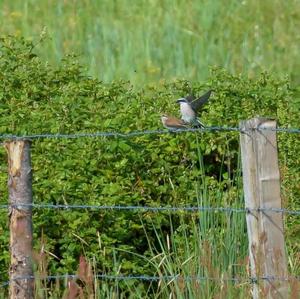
<box><xmin>240</xmin><ymin>118</ymin><xmax>288</xmax><ymax>299</ymax></box>
<box><xmin>5</xmin><ymin>140</ymin><xmax>34</xmax><ymax>299</ymax></box>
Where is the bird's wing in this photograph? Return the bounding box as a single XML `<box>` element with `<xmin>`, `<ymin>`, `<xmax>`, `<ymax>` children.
<box><xmin>188</xmin><ymin>90</ymin><xmax>212</xmax><ymax>112</ymax></box>
<box><xmin>185</xmin><ymin>95</ymin><xmax>195</xmax><ymax>102</ymax></box>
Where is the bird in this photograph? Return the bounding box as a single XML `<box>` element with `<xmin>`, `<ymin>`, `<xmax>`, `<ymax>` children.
<box><xmin>161</xmin><ymin>115</ymin><xmax>188</xmax><ymax>130</ymax></box>
<box><xmin>176</xmin><ymin>90</ymin><xmax>212</xmax><ymax>127</ymax></box>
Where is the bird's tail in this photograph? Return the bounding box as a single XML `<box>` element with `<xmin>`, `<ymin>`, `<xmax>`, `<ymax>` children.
<box><xmin>192</xmin><ymin>118</ymin><xmax>206</xmax><ymax>128</ymax></box>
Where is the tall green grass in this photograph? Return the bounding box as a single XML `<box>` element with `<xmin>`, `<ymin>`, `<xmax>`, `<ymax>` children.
<box><xmin>0</xmin><ymin>0</ymin><xmax>299</xmax><ymax>85</ymax></box>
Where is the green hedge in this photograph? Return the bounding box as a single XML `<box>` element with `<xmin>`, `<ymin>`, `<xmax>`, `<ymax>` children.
<box><xmin>0</xmin><ymin>36</ymin><xmax>299</xmax><ymax>281</ymax></box>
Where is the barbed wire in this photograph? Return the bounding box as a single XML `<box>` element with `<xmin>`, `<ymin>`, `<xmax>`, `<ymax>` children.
<box><xmin>268</xmin><ymin>127</ymin><xmax>300</xmax><ymax>133</ymax></box>
<box><xmin>0</xmin><ymin>126</ymin><xmax>299</xmax><ymax>141</ymax></box>
<box><xmin>0</xmin><ymin>203</ymin><xmax>299</xmax><ymax>215</ymax></box>
<box><xmin>1</xmin><ymin>273</ymin><xmax>300</xmax><ymax>287</ymax></box>
<box><xmin>0</xmin><ymin>127</ymin><xmax>239</xmax><ymax>140</ymax></box>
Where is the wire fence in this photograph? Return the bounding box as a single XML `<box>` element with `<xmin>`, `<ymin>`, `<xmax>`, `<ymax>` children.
<box><xmin>0</xmin><ymin>203</ymin><xmax>300</xmax><ymax>215</ymax></box>
<box><xmin>0</xmin><ymin>125</ymin><xmax>299</xmax><ymax>141</ymax></box>
<box><xmin>1</xmin><ymin>198</ymin><xmax>298</xmax><ymax>291</ymax></box>
<box><xmin>1</xmin><ymin>273</ymin><xmax>300</xmax><ymax>288</ymax></box>
<box><xmin>1</xmin><ymin>201</ymin><xmax>299</xmax><ymax>288</ymax></box>
<box><xmin>1</xmin><ymin>124</ymin><xmax>299</xmax><ymax>294</ymax></box>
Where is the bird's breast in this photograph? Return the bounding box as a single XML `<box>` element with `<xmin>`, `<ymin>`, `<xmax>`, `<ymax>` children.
<box><xmin>180</xmin><ymin>103</ymin><xmax>196</xmax><ymax>122</ymax></box>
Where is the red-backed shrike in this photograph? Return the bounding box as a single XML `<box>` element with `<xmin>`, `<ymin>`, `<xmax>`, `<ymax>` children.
<box><xmin>176</xmin><ymin>90</ymin><xmax>212</xmax><ymax>127</ymax></box>
<box><xmin>161</xmin><ymin>115</ymin><xmax>188</xmax><ymax>130</ymax></box>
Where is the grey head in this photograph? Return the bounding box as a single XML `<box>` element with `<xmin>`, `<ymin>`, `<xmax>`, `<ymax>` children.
<box><xmin>176</xmin><ymin>98</ymin><xmax>188</xmax><ymax>104</ymax></box>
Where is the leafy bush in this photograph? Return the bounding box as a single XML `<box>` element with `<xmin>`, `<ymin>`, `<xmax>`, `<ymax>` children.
<box><xmin>0</xmin><ymin>36</ymin><xmax>299</xmax><ymax>292</ymax></box>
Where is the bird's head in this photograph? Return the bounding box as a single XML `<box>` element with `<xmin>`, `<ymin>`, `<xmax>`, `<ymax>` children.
<box><xmin>161</xmin><ymin>114</ymin><xmax>168</xmax><ymax>121</ymax></box>
<box><xmin>176</xmin><ymin>98</ymin><xmax>188</xmax><ymax>104</ymax></box>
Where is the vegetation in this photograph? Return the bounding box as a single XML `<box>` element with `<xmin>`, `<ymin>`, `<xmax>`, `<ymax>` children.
<box><xmin>0</xmin><ymin>36</ymin><xmax>299</xmax><ymax>297</ymax></box>
<box><xmin>0</xmin><ymin>0</ymin><xmax>299</xmax><ymax>85</ymax></box>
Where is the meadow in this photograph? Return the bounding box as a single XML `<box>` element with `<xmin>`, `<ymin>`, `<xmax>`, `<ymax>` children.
<box><xmin>0</xmin><ymin>0</ymin><xmax>299</xmax><ymax>85</ymax></box>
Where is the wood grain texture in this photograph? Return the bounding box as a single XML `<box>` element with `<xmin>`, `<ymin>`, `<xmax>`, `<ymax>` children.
<box><xmin>240</xmin><ymin>118</ymin><xmax>288</xmax><ymax>299</ymax></box>
<box><xmin>5</xmin><ymin>140</ymin><xmax>34</xmax><ymax>299</ymax></box>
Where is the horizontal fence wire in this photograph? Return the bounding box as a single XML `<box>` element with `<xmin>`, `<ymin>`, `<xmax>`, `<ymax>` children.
<box><xmin>0</xmin><ymin>203</ymin><xmax>299</xmax><ymax>215</ymax></box>
<box><xmin>0</xmin><ymin>126</ymin><xmax>299</xmax><ymax>141</ymax></box>
<box><xmin>1</xmin><ymin>273</ymin><xmax>300</xmax><ymax>287</ymax></box>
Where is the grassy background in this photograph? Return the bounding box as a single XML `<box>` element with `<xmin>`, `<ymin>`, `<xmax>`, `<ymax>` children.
<box><xmin>0</xmin><ymin>0</ymin><xmax>299</xmax><ymax>85</ymax></box>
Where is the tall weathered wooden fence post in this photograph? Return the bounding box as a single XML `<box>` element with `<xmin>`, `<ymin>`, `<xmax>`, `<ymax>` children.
<box><xmin>5</xmin><ymin>140</ymin><xmax>34</xmax><ymax>299</ymax></box>
<box><xmin>239</xmin><ymin>118</ymin><xmax>288</xmax><ymax>298</ymax></box>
